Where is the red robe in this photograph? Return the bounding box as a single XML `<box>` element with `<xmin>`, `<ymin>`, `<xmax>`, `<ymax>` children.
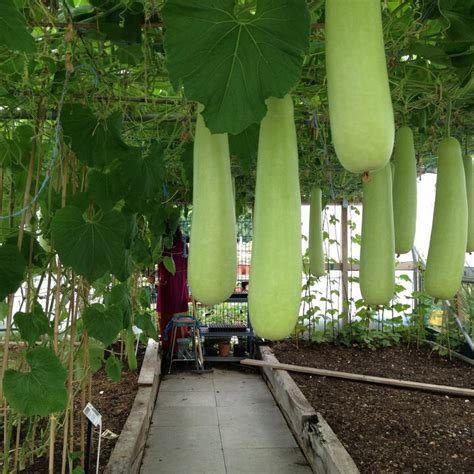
<box><xmin>156</xmin><ymin>239</ymin><xmax>189</xmax><ymax>352</ymax></box>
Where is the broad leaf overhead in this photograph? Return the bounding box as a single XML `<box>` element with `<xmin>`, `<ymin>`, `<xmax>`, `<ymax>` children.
<box><xmin>0</xmin><ymin>0</ymin><xmax>36</xmax><ymax>53</ymax></box>
<box><xmin>0</xmin><ymin>244</ymin><xmax>26</xmax><ymax>301</ymax></box>
<box><xmin>61</xmin><ymin>104</ymin><xmax>130</xmax><ymax>168</ymax></box>
<box><xmin>162</xmin><ymin>0</ymin><xmax>310</xmax><ymax>134</ymax></box>
<box><xmin>4</xmin><ymin>347</ymin><xmax>67</xmax><ymax>416</ymax></box>
<box><xmin>51</xmin><ymin>206</ymin><xmax>127</xmax><ymax>282</ymax></box>
<box><xmin>119</xmin><ymin>141</ymin><xmax>165</xmax><ymax>212</ymax></box>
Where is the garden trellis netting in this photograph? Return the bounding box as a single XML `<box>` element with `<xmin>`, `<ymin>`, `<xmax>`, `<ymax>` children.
<box><xmin>0</xmin><ymin>0</ymin><xmax>473</xmax><ymax>472</ymax></box>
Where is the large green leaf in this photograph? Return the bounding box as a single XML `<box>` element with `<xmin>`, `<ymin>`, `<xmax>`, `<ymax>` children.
<box><xmin>119</xmin><ymin>142</ymin><xmax>164</xmax><ymax>212</ymax></box>
<box><xmin>6</xmin><ymin>231</ymin><xmax>47</xmax><ymax>269</ymax></box>
<box><xmin>162</xmin><ymin>0</ymin><xmax>310</xmax><ymax>134</ymax></box>
<box><xmin>162</xmin><ymin>255</ymin><xmax>176</xmax><ymax>275</ymax></box>
<box><xmin>74</xmin><ymin>338</ymin><xmax>104</xmax><ymax>378</ymax></box>
<box><xmin>51</xmin><ymin>206</ymin><xmax>127</xmax><ymax>282</ymax></box>
<box><xmin>82</xmin><ymin>303</ymin><xmax>123</xmax><ymax>346</ymax></box>
<box><xmin>14</xmin><ymin>303</ymin><xmax>52</xmax><ymax>346</ymax></box>
<box><xmin>105</xmin><ymin>352</ymin><xmax>122</xmax><ymax>382</ymax></box>
<box><xmin>229</xmin><ymin>123</ymin><xmax>259</xmax><ymax>174</ymax></box>
<box><xmin>0</xmin><ymin>244</ymin><xmax>26</xmax><ymax>300</ymax></box>
<box><xmin>135</xmin><ymin>312</ymin><xmax>158</xmax><ymax>341</ymax></box>
<box><xmin>112</xmin><ymin>249</ymin><xmax>134</xmax><ymax>282</ymax></box>
<box><xmin>106</xmin><ymin>284</ymin><xmax>132</xmax><ymax>328</ymax></box>
<box><xmin>4</xmin><ymin>347</ymin><xmax>67</xmax><ymax>416</ymax></box>
<box><xmin>86</xmin><ymin>169</ymin><xmax>122</xmax><ymax>211</ymax></box>
<box><xmin>0</xmin><ymin>0</ymin><xmax>36</xmax><ymax>53</ymax></box>
<box><xmin>61</xmin><ymin>104</ymin><xmax>130</xmax><ymax>168</ymax></box>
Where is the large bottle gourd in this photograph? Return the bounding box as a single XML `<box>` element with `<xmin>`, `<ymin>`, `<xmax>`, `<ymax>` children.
<box><xmin>309</xmin><ymin>187</ymin><xmax>325</xmax><ymax>277</ymax></box>
<box><xmin>325</xmin><ymin>0</ymin><xmax>394</xmax><ymax>173</ymax></box>
<box><xmin>188</xmin><ymin>109</ymin><xmax>237</xmax><ymax>305</ymax></box>
<box><xmin>360</xmin><ymin>163</ymin><xmax>395</xmax><ymax>306</ymax></box>
<box><xmin>425</xmin><ymin>138</ymin><xmax>467</xmax><ymax>299</ymax></box>
<box><xmin>249</xmin><ymin>95</ymin><xmax>302</xmax><ymax>340</ymax></box>
<box><xmin>393</xmin><ymin>127</ymin><xmax>417</xmax><ymax>254</ymax></box>
<box><xmin>463</xmin><ymin>155</ymin><xmax>474</xmax><ymax>252</ymax></box>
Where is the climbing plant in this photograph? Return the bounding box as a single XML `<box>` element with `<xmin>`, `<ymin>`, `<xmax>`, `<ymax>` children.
<box><xmin>0</xmin><ymin>0</ymin><xmax>472</xmax><ymax>471</ymax></box>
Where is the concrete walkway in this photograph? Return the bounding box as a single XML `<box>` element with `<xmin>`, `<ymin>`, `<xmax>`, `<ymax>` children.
<box><xmin>140</xmin><ymin>368</ymin><xmax>311</xmax><ymax>473</ymax></box>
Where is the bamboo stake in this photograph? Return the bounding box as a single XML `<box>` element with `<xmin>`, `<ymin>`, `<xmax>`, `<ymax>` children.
<box><xmin>69</xmin><ymin>284</ymin><xmax>80</xmax><ymax>452</ymax></box>
<box><xmin>241</xmin><ymin>359</ymin><xmax>474</xmax><ymax>398</ymax></box>
<box><xmin>80</xmin><ymin>333</ymin><xmax>90</xmax><ymax>468</ymax></box>
<box><xmin>2</xmin><ymin>101</ymin><xmax>44</xmax><ymax>473</ymax></box>
<box><xmin>61</xmin><ymin>273</ymin><xmax>78</xmax><ymax>474</ymax></box>
<box><xmin>29</xmin><ymin>419</ymin><xmax>37</xmax><ymax>464</ymax></box>
<box><xmin>0</xmin><ymin>168</ymin><xmax>3</xmax><ymax>216</ymax></box>
<box><xmin>13</xmin><ymin>415</ymin><xmax>22</xmax><ymax>471</ymax></box>
<box><xmin>48</xmin><ymin>415</ymin><xmax>57</xmax><ymax>473</ymax></box>
<box><xmin>49</xmin><ymin>147</ymin><xmax>69</xmax><ymax>473</ymax></box>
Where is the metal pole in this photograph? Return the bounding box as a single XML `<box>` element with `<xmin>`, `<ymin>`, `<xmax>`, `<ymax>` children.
<box><xmin>340</xmin><ymin>201</ymin><xmax>349</xmax><ymax>326</ymax></box>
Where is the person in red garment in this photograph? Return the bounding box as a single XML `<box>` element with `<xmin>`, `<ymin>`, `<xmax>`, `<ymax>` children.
<box><xmin>156</xmin><ymin>227</ymin><xmax>189</xmax><ymax>356</ymax></box>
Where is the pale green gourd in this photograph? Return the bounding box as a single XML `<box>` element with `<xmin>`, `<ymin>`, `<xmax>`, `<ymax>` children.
<box><xmin>326</xmin><ymin>0</ymin><xmax>394</xmax><ymax>173</ymax></box>
<box><xmin>249</xmin><ymin>95</ymin><xmax>302</xmax><ymax>340</ymax></box>
<box><xmin>188</xmin><ymin>109</ymin><xmax>237</xmax><ymax>305</ymax></box>
<box><xmin>463</xmin><ymin>155</ymin><xmax>474</xmax><ymax>252</ymax></box>
<box><xmin>360</xmin><ymin>163</ymin><xmax>395</xmax><ymax>306</ymax></box>
<box><xmin>393</xmin><ymin>127</ymin><xmax>417</xmax><ymax>254</ymax></box>
<box><xmin>309</xmin><ymin>187</ymin><xmax>325</xmax><ymax>277</ymax></box>
<box><xmin>425</xmin><ymin>138</ymin><xmax>467</xmax><ymax>299</ymax></box>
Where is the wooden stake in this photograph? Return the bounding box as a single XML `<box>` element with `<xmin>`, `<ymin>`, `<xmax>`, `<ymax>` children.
<box><xmin>241</xmin><ymin>359</ymin><xmax>474</xmax><ymax>398</ymax></box>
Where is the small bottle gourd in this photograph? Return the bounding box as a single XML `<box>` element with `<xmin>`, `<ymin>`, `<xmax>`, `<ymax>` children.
<box><xmin>360</xmin><ymin>163</ymin><xmax>395</xmax><ymax>306</ymax></box>
<box><xmin>463</xmin><ymin>154</ymin><xmax>474</xmax><ymax>252</ymax></box>
<box><xmin>393</xmin><ymin>127</ymin><xmax>417</xmax><ymax>254</ymax></box>
<box><xmin>325</xmin><ymin>0</ymin><xmax>394</xmax><ymax>173</ymax></box>
<box><xmin>188</xmin><ymin>108</ymin><xmax>237</xmax><ymax>305</ymax></box>
<box><xmin>425</xmin><ymin>138</ymin><xmax>467</xmax><ymax>300</ymax></box>
<box><xmin>309</xmin><ymin>187</ymin><xmax>325</xmax><ymax>277</ymax></box>
<box><xmin>249</xmin><ymin>95</ymin><xmax>302</xmax><ymax>341</ymax></box>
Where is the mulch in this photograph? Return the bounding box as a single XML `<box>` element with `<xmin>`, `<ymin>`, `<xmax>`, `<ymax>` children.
<box><xmin>272</xmin><ymin>341</ymin><xmax>474</xmax><ymax>474</ymax></box>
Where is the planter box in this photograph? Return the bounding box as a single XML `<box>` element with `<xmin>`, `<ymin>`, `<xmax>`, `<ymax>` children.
<box><xmin>104</xmin><ymin>339</ymin><xmax>161</xmax><ymax>474</ymax></box>
<box><xmin>258</xmin><ymin>345</ymin><xmax>359</xmax><ymax>474</ymax></box>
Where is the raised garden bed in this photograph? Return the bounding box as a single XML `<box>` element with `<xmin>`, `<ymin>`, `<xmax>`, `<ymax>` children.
<box><xmin>21</xmin><ymin>343</ymin><xmax>147</xmax><ymax>473</ymax></box>
<box><xmin>272</xmin><ymin>341</ymin><xmax>474</xmax><ymax>473</ymax></box>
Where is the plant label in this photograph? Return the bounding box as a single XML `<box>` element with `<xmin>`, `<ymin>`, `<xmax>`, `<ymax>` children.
<box><xmin>83</xmin><ymin>402</ymin><xmax>102</xmax><ymax>427</ymax></box>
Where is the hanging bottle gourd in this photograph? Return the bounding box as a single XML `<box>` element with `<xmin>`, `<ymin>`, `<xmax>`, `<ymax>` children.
<box><xmin>188</xmin><ymin>107</ymin><xmax>237</xmax><ymax>305</ymax></box>
<box><xmin>393</xmin><ymin>127</ymin><xmax>417</xmax><ymax>255</ymax></box>
<box><xmin>425</xmin><ymin>138</ymin><xmax>467</xmax><ymax>300</ymax></box>
<box><xmin>325</xmin><ymin>0</ymin><xmax>394</xmax><ymax>173</ymax></box>
<box><xmin>463</xmin><ymin>154</ymin><xmax>474</xmax><ymax>252</ymax></box>
<box><xmin>249</xmin><ymin>95</ymin><xmax>302</xmax><ymax>341</ymax></box>
<box><xmin>309</xmin><ymin>186</ymin><xmax>325</xmax><ymax>277</ymax></box>
<box><xmin>360</xmin><ymin>163</ymin><xmax>395</xmax><ymax>306</ymax></box>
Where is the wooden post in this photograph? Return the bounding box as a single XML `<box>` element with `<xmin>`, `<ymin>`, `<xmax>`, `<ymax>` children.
<box><xmin>241</xmin><ymin>359</ymin><xmax>474</xmax><ymax>398</ymax></box>
<box><xmin>340</xmin><ymin>201</ymin><xmax>349</xmax><ymax>326</ymax></box>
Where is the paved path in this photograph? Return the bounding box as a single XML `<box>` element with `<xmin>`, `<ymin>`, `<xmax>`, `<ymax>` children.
<box><xmin>140</xmin><ymin>368</ymin><xmax>311</xmax><ymax>473</ymax></box>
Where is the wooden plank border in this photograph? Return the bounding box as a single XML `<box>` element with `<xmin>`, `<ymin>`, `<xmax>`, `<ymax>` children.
<box><xmin>104</xmin><ymin>339</ymin><xmax>161</xmax><ymax>474</ymax></box>
<box><xmin>258</xmin><ymin>345</ymin><xmax>359</xmax><ymax>474</ymax></box>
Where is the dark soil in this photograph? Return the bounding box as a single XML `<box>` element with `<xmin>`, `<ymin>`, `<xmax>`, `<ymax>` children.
<box><xmin>273</xmin><ymin>341</ymin><xmax>474</xmax><ymax>474</ymax></box>
<box><xmin>25</xmin><ymin>345</ymin><xmax>145</xmax><ymax>473</ymax></box>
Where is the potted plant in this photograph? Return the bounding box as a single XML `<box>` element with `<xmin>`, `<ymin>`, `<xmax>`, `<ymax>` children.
<box><xmin>218</xmin><ymin>338</ymin><xmax>231</xmax><ymax>357</ymax></box>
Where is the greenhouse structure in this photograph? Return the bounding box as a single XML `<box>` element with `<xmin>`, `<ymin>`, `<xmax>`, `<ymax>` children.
<box><xmin>0</xmin><ymin>0</ymin><xmax>473</xmax><ymax>473</ymax></box>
